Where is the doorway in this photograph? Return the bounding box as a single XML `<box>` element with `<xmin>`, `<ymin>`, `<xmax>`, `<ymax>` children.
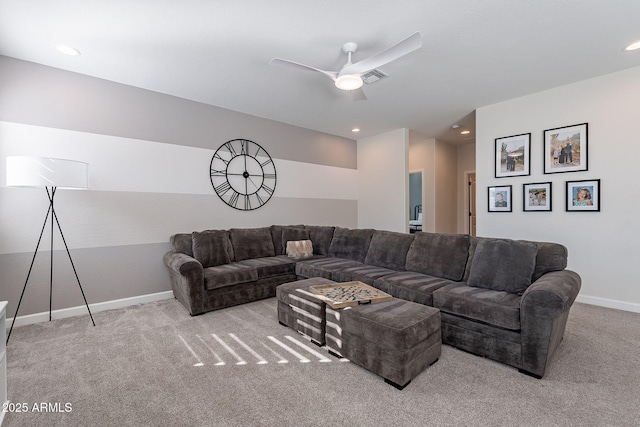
<box><xmin>467</xmin><ymin>172</ymin><xmax>476</xmax><ymax>236</ymax></box>
<box><xmin>409</xmin><ymin>171</ymin><xmax>422</xmax><ymax>233</ymax></box>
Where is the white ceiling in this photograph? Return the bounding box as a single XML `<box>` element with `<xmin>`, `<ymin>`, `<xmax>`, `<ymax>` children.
<box><xmin>1</xmin><ymin>1</ymin><xmax>640</xmax><ymax>144</ymax></box>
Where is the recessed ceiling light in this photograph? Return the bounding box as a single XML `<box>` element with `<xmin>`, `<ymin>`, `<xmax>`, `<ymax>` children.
<box><xmin>624</xmin><ymin>40</ymin><xmax>640</xmax><ymax>51</ymax></box>
<box><xmin>460</xmin><ymin>130</ymin><xmax>471</xmax><ymax>135</ymax></box>
<box><xmin>352</xmin><ymin>128</ymin><xmax>361</xmax><ymax>133</ymax></box>
<box><xmin>56</xmin><ymin>45</ymin><xmax>81</xmax><ymax>56</ymax></box>
<box><xmin>451</xmin><ymin>125</ymin><xmax>460</xmax><ymax>129</ymax></box>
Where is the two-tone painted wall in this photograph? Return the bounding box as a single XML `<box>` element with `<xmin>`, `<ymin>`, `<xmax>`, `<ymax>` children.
<box><xmin>0</xmin><ymin>56</ymin><xmax>358</xmax><ymax>318</ymax></box>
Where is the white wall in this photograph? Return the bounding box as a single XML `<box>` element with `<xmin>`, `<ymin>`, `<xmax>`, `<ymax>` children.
<box><xmin>409</xmin><ymin>135</ymin><xmax>436</xmax><ymax>232</ymax></box>
<box><xmin>358</xmin><ymin>128</ymin><xmax>408</xmax><ymax>232</ymax></box>
<box><xmin>434</xmin><ymin>141</ymin><xmax>457</xmax><ymax>233</ymax></box>
<box><xmin>476</xmin><ymin>65</ymin><xmax>640</xmax><ymax>312</ymax></box>
<box><xmin>409</xmin><ymin>134</ymin><xmax>459</xmax><ymax>233</ymax></box>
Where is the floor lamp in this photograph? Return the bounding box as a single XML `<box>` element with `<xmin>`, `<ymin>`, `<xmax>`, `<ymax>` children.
<box><xmin>5</xmin><ymin>156</ymin><xmax>95</xmax><ymax>344</ymax></box>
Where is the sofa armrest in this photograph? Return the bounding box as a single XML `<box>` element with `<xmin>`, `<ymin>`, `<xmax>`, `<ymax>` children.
<box><xmin>163</xmin><ymin>252</ymin><xmax>205</xmax><ymax>315</ymax></box>
<box><xmin>521</xmin><ymin>270</ymin><xmax>581</xmax><ymax>317</ymax></box>
<box><xmin>519</xmin><ymin>269</ymin><xmax>581</xmax><ymax>377</ymax></box>
<box><xmin>164</xmin><ymin>252</ymin><xmax>202</xmax><ymax>276</ymax></box>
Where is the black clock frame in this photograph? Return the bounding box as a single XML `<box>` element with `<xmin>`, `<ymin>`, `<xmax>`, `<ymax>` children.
<box><xmin>209</xmin><ymin>139</ymin><xmax>277</xmax><ymax>211</ymax></box>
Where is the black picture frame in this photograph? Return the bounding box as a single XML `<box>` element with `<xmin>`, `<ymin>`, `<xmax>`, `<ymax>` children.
<box><xmin>566</xmin><ymin>179</ymin><xmax>600</xmax><ymax>212</ymax></box>
<box><xmin>523</xmin><ymin>182</ymin><xmax>552</xmax><ymax>212</ymax></box>
<box><xmin>495</xmin><ymin>133</ymin><xmax>531</xmax><ymax>178</ymax></box>
<box><xmin>488</xmin><ymin>185</ymin><xmax>512</xmax><ymax>212</ymax></box>
<box><xmin>544</xmin><ymin>123</ymin><xmax>588</xmax><ymax>174</ymax></box>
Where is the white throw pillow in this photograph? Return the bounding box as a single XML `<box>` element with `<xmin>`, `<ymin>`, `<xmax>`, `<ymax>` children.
<box><xmin>286</xmin><ymin>240</ymin><xmax>313</xmax><ymax>259</ymax></box>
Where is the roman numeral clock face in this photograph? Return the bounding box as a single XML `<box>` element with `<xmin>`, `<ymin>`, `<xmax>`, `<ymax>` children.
<box><xmin>210</xmin><ymin>139</ymin><xmax>277</xmax><ymax>211</ymax></box>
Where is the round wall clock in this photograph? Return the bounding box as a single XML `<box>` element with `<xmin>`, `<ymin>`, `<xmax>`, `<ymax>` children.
<box><xmin>209</xmin><ymin>139</ymin><xmax>277</xmax><ymax>211</ymax></box>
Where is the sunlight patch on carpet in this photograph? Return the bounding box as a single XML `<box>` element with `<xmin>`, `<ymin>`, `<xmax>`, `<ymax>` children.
<box><xmin>174</xmin><ymin>331</ymin><xmax>346</xmax><ymax>367</ymax></box>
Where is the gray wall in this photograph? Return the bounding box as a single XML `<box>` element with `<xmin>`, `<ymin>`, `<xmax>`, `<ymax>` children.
<box><xmin>0</xmin><ymin>56</ymin><xmax>358</xmax><ymax>317</ymax></box>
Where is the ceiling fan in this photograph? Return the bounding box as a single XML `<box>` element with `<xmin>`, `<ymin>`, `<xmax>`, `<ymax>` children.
<box><xmin>270</xmin><ymin>32</ymin><xmax>422</xmax><ymax>101</ymax></box>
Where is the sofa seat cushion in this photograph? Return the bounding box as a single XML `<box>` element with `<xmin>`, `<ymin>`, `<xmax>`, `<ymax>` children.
<box><xmin>405</xmin><ymin>232</ymin><xmax>470</xmax><ymax>281</ymax></box>
<box><xmin>328</xmin><ymin>227</ymin><xmax>375</xmax><ymax>263</ymax></box>
<box><xmin>203</xmin><ymin>263</ymin><xmax>258</xmax><ymax>290</ymax></box>
<box><xmin>332</xmin><ymin>264</ymin><xmax>397</xmax><ymax>285</ymax></box>
<box><xmin>229</xmin><ymin>227</ymin><xmax>275</xmax><ymax>261</ymax></box>
<box><xmin>373</xmin><ymin>272</ymin><xmax>457</xmax><ymax>306</ymax></box>
<box><xmin>467</xmin><ymin>238</ymin><xmax>537</xmax><ymax>294</ymax></box>
<box><xmin>364</xmin><ymin>230</ymin><xmax>414</xmax><ymax>270</ymax></box>
<box><xmin>295</xmin><ymin>257</ymin><xmax>364</xmax><ymax>280</ymax></box>
<box><xmin>235</xmin><ymin>256</ymin><xmax>297</xmax><ymax>278</ymax></box>
<box><xmin>433</xmin><ymin>283</ymin><xmax>522</xmax><ymax>331</ymax></box>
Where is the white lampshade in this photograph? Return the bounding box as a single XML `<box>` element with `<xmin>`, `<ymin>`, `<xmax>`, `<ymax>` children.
<box><xmin>334</xmin><ymin>74</ymin><xmax>363</xmax><ymax>91</ymax></box>
<box><xmin>6</xmin><ymin>156</ymin><xmax>88</xmax><ymax>189</ymax></box>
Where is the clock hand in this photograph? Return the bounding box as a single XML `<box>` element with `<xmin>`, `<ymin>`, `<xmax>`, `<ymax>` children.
<box><xmin>247</xmin><ymin>176</ymin><xmax>259</xmax><ymax>191</ymax></box>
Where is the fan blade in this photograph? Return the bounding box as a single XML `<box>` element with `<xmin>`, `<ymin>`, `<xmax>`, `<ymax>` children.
<box><xmin>351</xmin><ymin>87</ymin><xmax>367</xmax><ymax>101</ymax></box>
<box><xmin>270</xmin><ymin>58</ymin><xmax>338</xmax><ymax>80</ymax></box>
<box><xmin>340</xmin><ymin>32</ymin><xmax>422</xmax><ymax>75</ymax></box>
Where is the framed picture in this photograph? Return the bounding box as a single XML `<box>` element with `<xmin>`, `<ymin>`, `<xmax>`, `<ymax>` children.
<box><xmin>544</xmin><ymin>123</ymin><xmax>588</xmax><ymax>174</ymax></box>
<box><xmin>488</xmin><ymin>185</ymin><xmax>512</xmax><ymax>212</ymax></box>
<box><xmin>495</xmin><ymin>133</ymin><xmax>531</xmax><ymax>178</ymax></box>
<box><xmin>566</xmin><ymin>179</ymin><xmax>600</xmax><ymax>211</ymax></box>
<box><xmin>523</xmin><ymin>182</ymin><xmax>552</xmax><ymax>212</ymax></box>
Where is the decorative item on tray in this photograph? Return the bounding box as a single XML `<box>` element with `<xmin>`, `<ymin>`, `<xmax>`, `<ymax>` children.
<box><xmin>309</xmin><ymin>281</ymin><xmax>393</xmax><ymax>309</ymax></box>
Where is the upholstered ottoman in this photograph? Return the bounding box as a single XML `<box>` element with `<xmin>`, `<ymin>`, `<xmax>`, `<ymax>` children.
<box><xmin>326</xmin><ymin>299</ymin><xmax>441</xmax><ymax>390</ymax></box>
<box><xmin>276</xmin><ymin>277</ymin><xmax>334</xmax><ymax>345</ymax></box>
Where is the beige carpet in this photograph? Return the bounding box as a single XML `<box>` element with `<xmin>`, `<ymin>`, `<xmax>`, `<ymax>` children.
<box><xmin>4</xmin><ymin>298</ymin><xmax>640</xmax><ymax>427</ymax></box>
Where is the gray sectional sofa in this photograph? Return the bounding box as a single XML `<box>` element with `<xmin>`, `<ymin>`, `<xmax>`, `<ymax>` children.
<box><xmin>163</xmin><ymin>225</ymin><xmax>581</xmax><ymax>378</ymax></box>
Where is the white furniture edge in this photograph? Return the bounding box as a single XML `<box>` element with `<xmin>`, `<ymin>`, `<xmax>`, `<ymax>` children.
<box><xmin>1</xmin><ymin>301</ymin><xmax>8</xmax><ymax>427</ymax></box>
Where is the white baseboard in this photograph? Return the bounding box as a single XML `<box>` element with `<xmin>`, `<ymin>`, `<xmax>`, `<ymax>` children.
<box><xmin>6</xmin><ymin>291</ymin><xmax>175</xmax><ymax>328</ymax></box>
<box><xmin>575</xmin><ymin>295</ymin><xmax>640</xmax><ymax>313</ymax></box>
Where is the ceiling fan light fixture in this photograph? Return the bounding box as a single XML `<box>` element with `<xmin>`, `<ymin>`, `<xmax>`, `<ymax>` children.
<box><xmin>335</xmin><ymin>74</ymin><xmax>363</xmax><ymax>91</ymax></box>
<box><xmin>624</xmin><ymin>40</ymin><xmax>640</xmax><ymax>51</ymax></box>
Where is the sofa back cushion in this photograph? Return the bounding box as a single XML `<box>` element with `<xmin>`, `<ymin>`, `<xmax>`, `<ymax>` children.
<box><xmin>170</xmin><ymin>233</ymin><xmax>194</xmax><ymax>257</ymax></box>
<box><xmin>467</xmin><ymin>238</ymin><xmax>538</xmax><ymax>294</ymax></box>
<box><xmin>304</xmin><ymin>225</ymin><xmax>335</xmax><ymax>255</ymax></box>
<box><xmin>328</xmin><ymin>227</ymin><xmax>375</xmax><ymax>263</ymax></box>
<box><xmin>463</xmin><ymin>237</ymin><xmax>567</xmax><ymax>283</ymax></box>
<box><xmin>405</xmin><ymin>232</ymin><xmax>470</xmax><ymax>281</ymax></box>
<box><xmin>229</xmin><ymin>227</ymin><xmax>275</xmax><ymax>261</ymax></box>
<box><xmin>525</xmin><ymin>240</ymin><xmax>568</xmax><ymax>281</ymax></box>
<box><xmin>192</xmin><ymin>230</ymin><xmax>232</xmax><ymax>268</ymax></box>
<box><xmin>270</xmin><ymin>225</ymin><xmax>306</xmax><ymax>255</ymax></box>
<box><xmin>364</xmin><ymin>230</ymin><xmax>414</xmax><ymax>270</ymax></box>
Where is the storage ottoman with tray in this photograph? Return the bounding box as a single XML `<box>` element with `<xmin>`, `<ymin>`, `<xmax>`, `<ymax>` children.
<box><xmin>276</xmin><ymin>277</ymin><xmax>334</xmax><ymax>345</ymax></box>
<box><xmin>326</xmin><ymin>297</ymin><xmax>441</xmax><ymax>390</ymax></box>
<box><xmin>277</xmin><ymin>279</ymin><xmax>441</xmax><ymax>389</ymax></box>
